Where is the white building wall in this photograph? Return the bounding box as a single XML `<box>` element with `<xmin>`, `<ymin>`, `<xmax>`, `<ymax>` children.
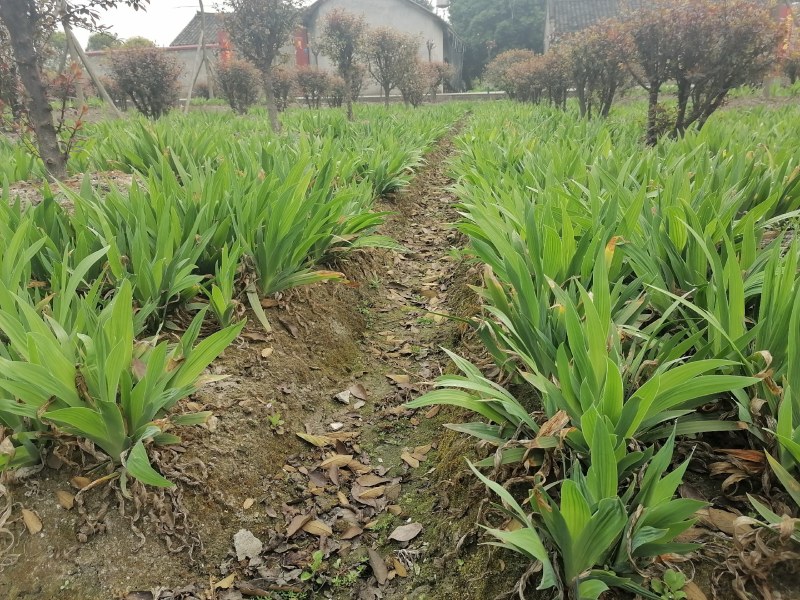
<box><xmin>306</xmin><ymin>0</ymin><xmax>446</xmax><ymax>96</ymax></box>
<box><xmin>85</xmin><ymin>47</ymin><xmax>216</xmax><ymax>99</ymax></box>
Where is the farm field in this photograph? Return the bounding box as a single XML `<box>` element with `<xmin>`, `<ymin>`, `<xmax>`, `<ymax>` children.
<box><xmin>0</xmin><ymin>97</ymin><xmax>799</xmax><ymax>600</ymax></box>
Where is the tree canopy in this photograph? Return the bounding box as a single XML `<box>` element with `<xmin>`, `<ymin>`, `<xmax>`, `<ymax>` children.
<box><xmin>224</xmin><ymin>0</ymin><xmax>302</xmax><ymax>133</ymax></box>
<box><xmin>448</xmin><ymin>0</ymin><xmax>546</xmax><ymax>85</ymax></box>
<box><xmin>87</xmin><ymin>31</ymin><xmax>121</xmax><ymax>50</ymax></box>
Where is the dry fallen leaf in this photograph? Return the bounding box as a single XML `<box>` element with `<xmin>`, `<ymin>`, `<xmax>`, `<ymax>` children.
<box><xmin>296</xmin><ymin>432</ymin><xmax>333</xmax><ymax>447</ymax></box>
<box><xmin>341</xmin><ymin>525</ymin><xmax>363</xmax><ymax>540</ymax></box>
<box><xmin>359</xmin><ymin>486</ymin><xmax>386</xmax><ymax>500</ymax></box>
<box><xmin>684</xmin><ymin>581</ymin><xmax>708</xmax><ymax>600</ymax></box>
<box><xmin>56</xmin><ymin>490</ymin><xmax>75</xmax><ymax>510</ymax></box>
<box><xmin>70</xmin><ymin>476</ymin><xmax>92</xmax><ymax>490</ymax></box>
<box><xmin>424</xmin><ymin>405</ymin><xmax>441</xmax><ymax>418</ymax></box>
<box><xmin>357</xmin><ymin>474</ymin><xmax>390</xmax><ymax>487</ymax></box>
<box><xmin>414</xmin><ymin>444</ymin><xmax>432</xmax><ymax>456</ymax></box>
<box><xmin>349</xmin><ymin>383</ymin><xmax>368</xmax><ymax>400</ymax></box>
<box><xmin>696</xmin><ymin>507</ymin><xmax>739</xmax><ymax>535</ymax></box>
<box><xmin>368</xmin><ymin>548</ymin><xmax>389</xmax><ymax>585</ymax></box>
<box><xmin>388</xmin><ymin>522</ymin><xmax>423</xmax><ymax>542</ymax></box>
<box><xmin>386</xmin><ymin>374</ymin><xmax>410</xmax><ymax>385</ymax></box>
<box><xmin>337</xmin><ymin>491</ymin><xmax>350</xmax><ymax>507</ymax></box>
<box><xmin>387</xmin><ymin>505</ymin><xmax>403</xmax><ymax>516</ymax></box>
<box><xmin>302</xmin><ymin>520</ymin><xmax>333</xmax><ymax>537</ymax></box>
<box><xmin>242</xmin><ymin>498</ymin><xmax>255</xmax><ymax>510</ymax></box>
<box><xmin>400</xmin><ymin>452</ymin><xmax>420</xmax><ymax>468</ymax></box>
<box><xmin>286</xmin><ymin>514</ymin><xmax>313</xmax><ymax>538</ymax></box>
<box><xmin>393</xmin><ymin>557</ymin><xmax>408</xmax><ymax>578</ymax></box>
<box><xmin>260</xmin><ymin>347</ymin><xmax>274</xmax><ymax>358</ymax></box>
<box><xmin>22</xmin><ymin>509</ymin><xmax>42</xmax><ymax>534</ymax></box>
<box><xmin>320</xmin><ymin>454</ymin><xmax>353</xmax><ymax>468</ymax></box>
<box><xmin>215</xmin><ymin>573</ymin><xmax>236</xmax><ymax>590</ymax></box>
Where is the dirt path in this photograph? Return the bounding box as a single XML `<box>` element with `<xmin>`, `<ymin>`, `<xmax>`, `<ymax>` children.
<box><xmin>1</xmin><ymin>112</ymin><xmax>496</xmax><ymax>600</ymax></box>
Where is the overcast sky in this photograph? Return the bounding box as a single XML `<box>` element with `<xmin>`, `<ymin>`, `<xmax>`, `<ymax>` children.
<box><xmin>73</xmin><ymin>1</ymin><xmax>214</xmax><ymax>48</ymax></box>
<box><xmin>71</xmin><ymin>0</ymin><xmax>333</xmax><ymax>48</ymax></box>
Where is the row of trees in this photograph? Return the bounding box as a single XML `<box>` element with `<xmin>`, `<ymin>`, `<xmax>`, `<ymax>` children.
<box><xmin>486</xmin><ymin>0</ymin><xmax>782</xmax><ymax>143</ymax></box>
<box><xmin>215</xmin><ymin>56</ymin><xmax>450</xmax><ymax>116</ymax></box>
<box><xmin>223</xmin><ymin>2</ymin><xmax>452</xmax><ymax>127</ymax></box>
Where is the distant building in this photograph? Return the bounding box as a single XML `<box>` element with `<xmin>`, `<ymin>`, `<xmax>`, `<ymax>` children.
<box><xmin>85</xmin><ymin>1</ymin><xmax>466</xmax><ymax>100</ymax></box>
<box><xmin>302</xmin><ymin>0</ymin><xmax>466</xmax><ymax>94</ymax></box>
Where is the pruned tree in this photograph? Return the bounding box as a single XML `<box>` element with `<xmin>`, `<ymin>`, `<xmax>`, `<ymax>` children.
<box><xmin>624</xmin><ymin>0</ymin><xmax>779</xmax><ymax>143</ymax></box>
<box><xmin>564</xmin><ymin>21</ymin><xmax>629</xmax><ymax>119</ymax></box>
<box><xmin>295</xmin><ymin>66</ymin><xmax>330</xmax><ymax>109</ymax></box>
<box><xmin>364</xmin><ymin>26</ymin><xmax>418</xmax><ymax>106</ymax></box>
<box><xmin>484</xmin><ymin>49</ymin><xmax>536</xmax><ymax>97</ymax></box>
<box><xmin>215</xmin><ymin>57</ymin><xmax>261</xmax><ymax>114</ymax></box>
<box><xmin>0</xmin><ymin>0</ymin><xmax>149</xmax><ymax>178</ymax></box>
<box><xmin>319</xmin><ymin>8</ymin><xmax>366</xmax><ymax>120</ymax></box>
<box><xmin>423</xmin><ymin>61</ymin><xmax>453</xmax><ymax>101</ymax></box>
<box><xmin>398</xmin><ymin>59</ymin><xmax>429</xmax><ymax>107</ymax></box>
<box><xmin>225</xmin><ymin>0</ymin><xmax>301</xmax><ymax>133</ymax></box>
<box><xmin>109</xmin><ymin>46</ymin><xmax>181</xmax><ymax>118</ymax></box>
<box><xmin>271</xmin><ymin>67</ymin><xmax>295</xmax><ymax>111</ymax></box>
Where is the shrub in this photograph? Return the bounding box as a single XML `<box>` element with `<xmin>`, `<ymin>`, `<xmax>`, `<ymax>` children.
<box><xmin>786</xmin><ymin>48</ymin><xmax>800</xmax><ymax>85</ymax></box>
<box><xmin>539</xmin><ymin>49</ymin><xmax>570</xmax><ymax>108</ymax></box>
<box><xmin>350</xmin><ymin>62</ymin><xmax>366</xmax><ymax>100</ymax></box>
<box><xmin>564</xmin><ymin>21</ymin><xmax>630</xmax><ymax>118</ymax></box>
<box><xmin>99</xmin><ymin>76</ymin><xmax>128</xmax><ymax>110</ymax></box>
<box><xmin>319</xmin><ymin>8</ymin><xmax>367</xmax><ymax>119</ymax></box>
<box><xmin>44</xmin><ymin>65</ymin><xmax>81</xmax><ymax>102</ymax></box>
<box><xmin>505</xmin><ymin>56</ymin><xmax>546</xmax><ymax>103</ymax></box>
<box><xmin>109</xmin><ymin>47</ymin><xmax>181</xmax><ymax>118</ymax></box>
<box><xmin>422</xmin><ymin>61</ymin><xmax>453</xmax><ymax>100</ymax></box>
<box><xmin>398</xmin><ymin>60</ymin><xmax>429</xmax><ymax>107</ymax></box>
<box><xmin>295</xmin><ymin>66</ymin><xmax>330</xmax><ymax>108</ymax></box>
<box><xmin>325</xmin><ymin>74</ymin><xmax>346</xmax><ymax>108</ymax></box>
<box><xmin>215</xmin><ymin>58</ymin><xmax>261</xmax><ymax>114</ymax></box>
<box><xmin>484</xmin><ymin>49</ymin><xmax>537</xmax><ymax>97</ymax></box>
<box><xmin>364</xmin><ymin>26</ymin><xmax>418</xmax><ymax>105</ymax></box>
<box><xmin>271</xmin><ymin>67</ymin><xmax>296</xmax><ymax>111</ymax></box>
<box><xmin>624</xmin><ymin>0</ymin><xmax>779</xmax><ymax>142</ymax></box>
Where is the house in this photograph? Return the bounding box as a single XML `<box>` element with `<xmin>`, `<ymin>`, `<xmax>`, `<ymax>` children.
<box><xmin>165</xmin><ymin>12</ymin><xmax>230</xmax><ymax>92</ymax></box>
<box><xmin>84</xmin><ymin>1</ymin><xmax>465</xmax><ymax>100</ymax></box>
<box><xmin>302</xmin><ymin>0</ymin><xmax>466</xmax><ymax>94</ymax></box>
<box><xmin>543</xmin><ymin>0</ymin><xmax>624</xmax><ymax>52</ymax></box>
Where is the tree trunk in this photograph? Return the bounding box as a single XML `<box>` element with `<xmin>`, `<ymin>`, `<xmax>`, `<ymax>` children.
<box><xmin>674</xmin><ymin>78</ymin><xmax>690</xmax><ymax>138</ymax></box>
<box><xmin>344</xmin><ymin>71</ymin><xmax>354</xmax><ymax>121</ymax></box>
<box><xmin>0</xmin><ymin>0</ymin><xmax>66</xmax><ymax>178</ymax></box>
<box><xmin>645</xmin><ymin>83</ymin><xmax>661</xmax><ymax>146</ymax></box>
<box><xmin>262</xmin><ymin>70</ymin><xmax>282</xmax><ymax>133</ymax></box>
<box><xmin>383</xmin><ymin>84</ymin><xmax>390</xmax><ymax>107</ymax></box>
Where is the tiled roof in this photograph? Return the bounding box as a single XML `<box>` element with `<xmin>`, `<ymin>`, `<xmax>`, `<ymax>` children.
<box><xmin>170</xmin><ymin>12</ymin><xmax>227</xmax><ymax>47</ymax></box>
<box><xmin>551</xmin><ymin>0</ymin><xmax>623</xmax><ymax>35</ymax></box>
